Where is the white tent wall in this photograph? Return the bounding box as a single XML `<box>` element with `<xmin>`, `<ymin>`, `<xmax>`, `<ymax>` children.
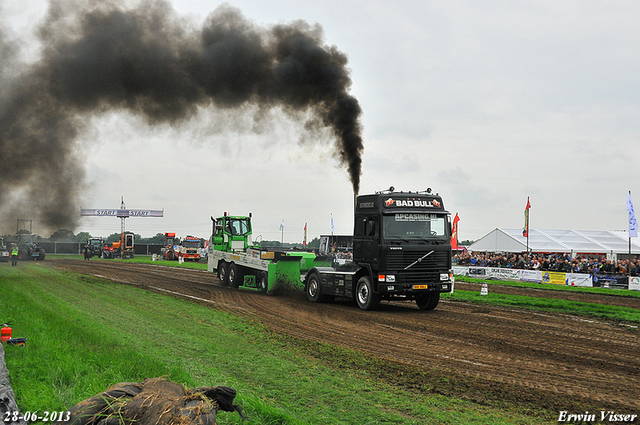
<box><xmin>469</xmin><ymin>228</ymin><xmax>640</xmax><ymax>259</ymax></box>
<box><xmin>468</xmin><ymin>228</ymin><xmax>526</xmax><ymax>253</ymax></box>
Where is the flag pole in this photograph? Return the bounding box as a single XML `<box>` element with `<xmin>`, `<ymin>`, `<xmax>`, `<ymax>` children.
<box><xmin>628</xmin><ymin>191</ymin><xmax>639</xmax><ymax>277</ymax></box>
<box><xmin>630</xmin><ymin>191</ymin><xmax>632</xmax><ymax>278</ymax></box>
<box><xmin>524</xmin><ymin>197</ymin><xmax>531</xmax><ymax>254</ymax></box>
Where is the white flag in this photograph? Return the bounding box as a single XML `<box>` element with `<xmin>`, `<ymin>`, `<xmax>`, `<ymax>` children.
<box><xmin>628</xmin><ymin>192</ymin><xmax>638</xmax><ymax>238</ymax></box>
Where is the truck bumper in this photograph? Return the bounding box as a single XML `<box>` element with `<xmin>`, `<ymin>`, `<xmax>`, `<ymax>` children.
<box><xmin>377</xmin><ymin>281</ymin><xmax>453</xmax><ymax>295</ymax></box>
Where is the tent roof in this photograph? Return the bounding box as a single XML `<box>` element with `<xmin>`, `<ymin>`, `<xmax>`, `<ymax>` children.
<box><xmin>468</xmin><ymin>228</ymin><xmax>640</xmax><ymax>254</ymax></box>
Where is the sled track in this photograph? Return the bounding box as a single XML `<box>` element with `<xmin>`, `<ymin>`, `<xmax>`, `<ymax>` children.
<box><xmin>51</xmin><ymin>260</ymin><xmax>640</xmax><ymax>415</ymax></box>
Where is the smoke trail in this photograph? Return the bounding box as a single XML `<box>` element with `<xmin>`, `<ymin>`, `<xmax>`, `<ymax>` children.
<box><xmin>0</xmin><ymin>0</ymin><xmax>363</xmax><ymax>233</ymax></box>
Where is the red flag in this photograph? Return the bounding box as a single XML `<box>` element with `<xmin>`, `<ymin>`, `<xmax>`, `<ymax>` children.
<box><xmin>523</xmin><ymin>197</ymin><xmax>531</xmax><ymax>237</ymax></box>
<box><xmin>451</xmin><ymin>213</ymin><xmax>460</xmax><ymax>249</ymax></box>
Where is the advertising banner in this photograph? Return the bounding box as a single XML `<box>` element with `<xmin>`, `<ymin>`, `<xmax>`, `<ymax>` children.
<box><xmin>453</xmin><ymin>266</ymin><xmax>468</xmax><ymax>276</ymax></box>
<box><xmin>565</xmin><ymin>273</ymin><xmax>592</xmax><ymax>287</ymax></box>
<box><xmin>469</xmin><ymin>267</ymin><xmax>488</xmax><ymax>278</ymax></box>
<box><xmin>459</xmin><ymin>266</ymin><xmax>596</xmax><ymax>288</ymax></box>
<box><xmin>520</xmin><ymin>270</ymin><xmax>542</xmax><ymax>283</ymax></box>
<box><xmin>592</xmin><ymin>274</ymin><xmax>628</xmax><ymax>289</ymax></box>
<box><xmin>489</xmin><ymin>268</ymin><xmax>520</xmax><ymax>281</ymax></box>
<box><xmin>629</xmin><ymin>276</ymin><xmax>640</xmax><ymax>291</ymax></box>
<box><xmin>541</xmin><ymin>271</ymin><xmax>566</xmax><ymax>285</ymax></box>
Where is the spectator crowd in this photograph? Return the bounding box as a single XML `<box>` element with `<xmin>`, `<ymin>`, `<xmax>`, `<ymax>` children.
<box><xmin>454</xmin><ymin>252</ymin><xmax>640</xmax><ymax>276</ymax></box>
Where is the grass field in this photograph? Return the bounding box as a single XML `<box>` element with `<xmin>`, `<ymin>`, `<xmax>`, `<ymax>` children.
<box><xmin>2</xmin><ymin>258</ymin><xmax>638</xmax><ymax>424</ymax></box>
<box><xmin>0</xmin><ymin>261</ymin><xmax>552</xmax><ymax>424</ymax></box>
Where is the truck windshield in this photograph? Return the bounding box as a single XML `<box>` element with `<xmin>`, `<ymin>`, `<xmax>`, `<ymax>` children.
<box><xmin>182</xmin><ymin>240</ymin><xmax>200</xmax><ymax>248</ymax></box>
<box><xmin>383</xmin><ymin>214</ymin><xmax>447</xmax><ymax>240</ymax></box>
<box><xmin>226</xmin><ymin>218</ymin><xmax>251</xmax><ymax>236</ymax></box>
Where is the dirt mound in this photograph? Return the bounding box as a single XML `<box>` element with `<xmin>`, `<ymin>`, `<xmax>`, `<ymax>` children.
<box><xmin>63</xmin><ymin>377</ymin><xmax>244</xmax><ymax>425</ymax></box>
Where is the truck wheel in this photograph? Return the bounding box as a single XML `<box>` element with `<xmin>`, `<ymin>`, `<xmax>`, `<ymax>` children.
<box><xmin>356</xmin><ymin>276</ymin><xmax>380</xmax><ymax>310</ymax></box>
<box><xmin>306</xmin><ymin>272</ymin><xmax>324</xmax><ymax>303</ymax></box>
<box><xmin>259</xmin><ymin>271</ymin><xmax>269</xmax><ymax>293</ymax></box>
<box><xmin>228</xmin><ymin>263</ymin><xmax>242</xmax><ymax>288</ymax></box>
<box><xmin>218</xmin><ymin>262</ymin><xmax>229</xmax><ymax>286</ymax></box>
<box><xmin>416</xmin><ymin>292</ymin><xmax>440</xmax><ymax>310</ymax></box>
<box><xmin>36</xmin><ymin>248</ymin><xmax>45</xmax><ymax>261</ymax></box>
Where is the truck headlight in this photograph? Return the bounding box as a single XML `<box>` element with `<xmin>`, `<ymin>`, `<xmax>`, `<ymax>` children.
<box><xmin>440</xmin><ymin>273</ymin><xmax>449</xmax><ymax>281</ymax></box>
<box><xmin>378</xmin><ymin>274</ymin><xmax>396</xmax><ymax>282</ymax></box>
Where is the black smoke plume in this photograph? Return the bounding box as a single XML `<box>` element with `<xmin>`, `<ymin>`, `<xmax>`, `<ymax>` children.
<box><xmin>0</xmin><ymin>0</ymin><xmax>363</xmax><ymax>234</ymax></box>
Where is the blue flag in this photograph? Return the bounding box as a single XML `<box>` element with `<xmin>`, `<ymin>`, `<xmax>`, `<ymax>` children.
<box><xmin>628</xmin><ymin>192</ymin><xmax>638</xmax><ymax>238</ymax></box>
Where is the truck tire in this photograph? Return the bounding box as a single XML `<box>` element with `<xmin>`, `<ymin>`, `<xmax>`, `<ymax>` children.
<box><xmin>228</xmin><ymin>263</ymin><xmax>242</xmax><ymax>288</ymax></box>
<box><xmin>355</xmin><ymin>276</ymin><xmax>380</xmax><ymax>310</ymax></box>
<box><xmin>305</xmin><ymin>272</ymin><xmax>324</xmax><ymax>303</ymax></box>
<box><xmin>259</xmin><ymin>271</ymin><xmax>268</xmax><ymax>293</ymax></box>
<box><xmin>416</xmin><ymin>292</ymin><xmax>440</xmax><ymax>310</ymax></box>
<box><xmin>36</xmin><ymin>248</ymin><xmax>45</xmax><ymax>261</ymax></box>
<box><xmin>218</xmin><ymin>262</ymin><xmax>229</xmax><ymax>286</ymax></box>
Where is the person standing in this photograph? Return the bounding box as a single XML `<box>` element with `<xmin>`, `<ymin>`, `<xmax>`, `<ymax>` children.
<box><xmin>10</xmin><ymin>244</ymin><xmax>18</xmax><ymax>266</ymax></box>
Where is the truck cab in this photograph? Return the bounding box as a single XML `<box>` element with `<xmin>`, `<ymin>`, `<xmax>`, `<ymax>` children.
<box><xmin>210</xmin><ymin>213</ymin><xmax>253</xmax><ymax>253</ymax></box>
<box><xmin>178</xmin><ymin>236</ymin><xmax>203</xmax><ymax>261</ymax></box>
<box><xmin>305</xmin><ymin>189</ymin><xmax>453</xmax><ymax>310</ymax></box>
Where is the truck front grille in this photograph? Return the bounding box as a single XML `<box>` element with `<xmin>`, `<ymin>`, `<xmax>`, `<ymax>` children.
<box><xmin>386</xmin><ymin>250</ymin><xmax>450</xmax><ymax>271</ymax></box>
<box><xmin>385</xmin><ymin>250</ymin><xmax>450</xmax><ymax>283</ymax></box>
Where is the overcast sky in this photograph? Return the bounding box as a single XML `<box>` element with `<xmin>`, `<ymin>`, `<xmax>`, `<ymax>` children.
<box><xmin>3</xmin><ymin>0</ymin><xmax>640</xmax><ymax>243</ymax></box>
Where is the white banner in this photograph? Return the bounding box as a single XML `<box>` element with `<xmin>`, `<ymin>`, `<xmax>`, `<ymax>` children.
<box><xmin>520</xmin><ymin>270</ymin><xmax>542</xmax><ymax>283</ymax></box>
<box><xmin>452</xmin><ymin>266</ymin><xmax>468</xmax><ymax>276</ymax></box>
<box><xmin>629</xmin><ymin>277</ymin><xmax>640</xmax><ymax>291</ymax></box>
<box><xmin>81</xmin><ymin>209</ymin><xmax>164</xmax><ymax>218</ymax></box>
<box><xmin>489</xmin><ymin>267</ymin><xmax>521</xmax><ymax>281</ymax></box>
<box><xmin>565</xmin><ymin>273</ymin><xmax>593</xmax><ymax>287</ymax></box>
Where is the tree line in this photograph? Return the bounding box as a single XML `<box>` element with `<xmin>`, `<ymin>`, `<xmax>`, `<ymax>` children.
<box><xmin>3</xmin><ymin>229</ymin><xmax>323</xmax><ymax>248</ymax></box>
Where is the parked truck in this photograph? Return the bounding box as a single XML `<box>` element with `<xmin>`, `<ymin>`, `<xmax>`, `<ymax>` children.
<box><xmin>177</xmin><ymin>235</ymin><xmax>202</xmax><ymax>261</ymax></box>
<box><xmin>0</xmin><ymin>237</ymin><xmax>9</xmax><ymax>262</ymax></box>
<box><xmin>208</xmin><ymin>188</ymin><xmax>453</xmax><ymax>310</ymax></box>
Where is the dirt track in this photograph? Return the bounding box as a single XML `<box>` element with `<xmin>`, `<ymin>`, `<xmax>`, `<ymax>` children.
<box><xmin>50</xmin><ymin>259</ymin><xmax>640</xmax><ymax>418</ymax></box>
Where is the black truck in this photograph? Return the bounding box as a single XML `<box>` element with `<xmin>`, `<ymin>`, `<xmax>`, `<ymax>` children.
<box><xmin>305</xmin><ymin>188</ymin><xmax>453</xmax><ymax>310</ymax></box>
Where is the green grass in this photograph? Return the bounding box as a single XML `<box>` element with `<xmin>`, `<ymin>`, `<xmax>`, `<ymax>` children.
<box><xmin>442</xmin><ymin>290</ymin><xmax>640</xmax><ymax>324</ymax></box>
<box><xmin>0</xmin><ymin>262</ymin><xmax>546</xmax><ymax>424</ymax></box>
<box><xmin>448</xmin><ymin>276</ymin><xmax>640</xmax><ymax>324</ymax></box>
<box><xmin>455</xmin><ymin>275</ymin><xmax>640</xmax><ymax>298</ymax></box>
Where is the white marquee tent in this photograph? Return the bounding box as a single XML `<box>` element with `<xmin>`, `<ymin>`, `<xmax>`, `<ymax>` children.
<box><xmin>468</xmin><ymin>228</ymin><xmax>640</xmax><ymax>258</ymax></box>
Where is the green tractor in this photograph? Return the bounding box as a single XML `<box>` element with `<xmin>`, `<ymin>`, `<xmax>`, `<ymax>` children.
<box><xmin>10</xmin><ymin>233</ymin><xmax>45</xmax><ymax>261</ymax></box>
<box><xmin>207</xmin><ymin>213</ymin><xmax>327</xmax><ymax>293</ymax></box>
<box><xmin>87</xmin><ymin>237</ymin><xmax>106</xmax><ymax>258</ymax></box>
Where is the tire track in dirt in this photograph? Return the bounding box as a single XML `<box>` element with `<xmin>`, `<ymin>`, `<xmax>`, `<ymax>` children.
<box><xmin>50</xmin><ymin>259</ymin><xmax>640</xmax><ymax>413</ymax></box>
